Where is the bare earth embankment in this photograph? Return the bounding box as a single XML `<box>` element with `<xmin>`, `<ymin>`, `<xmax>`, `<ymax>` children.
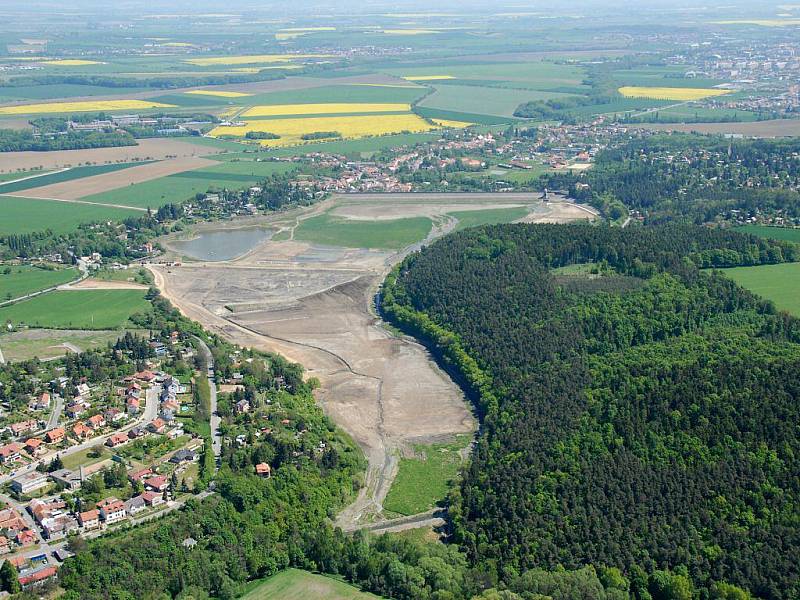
<box><xmin>150</xmin><ymin>193</ymin><xmax>595</xmax><ymax>529</ymax></box>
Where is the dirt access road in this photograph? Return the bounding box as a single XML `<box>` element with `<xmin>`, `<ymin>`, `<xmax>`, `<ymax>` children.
<box><xmin>150</xmin><ymin>193</ymin><xmax>595</xmax><ymax>529</ymax></box>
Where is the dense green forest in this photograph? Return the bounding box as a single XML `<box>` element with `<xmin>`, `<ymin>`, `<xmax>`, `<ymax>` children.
<box><xmin>381</xmin><ymin>223</ymin><xmax>800</xmax><ymax>599</ymax></box>
<box><xmin>542</xmin><ymin>134</ymin><xmax>800</xmax><ymax>224</ymax></box>
<box><xmin>0</xmin><ymin>127</ymin><xmax>136</xmax><ymax>152</ymax></box>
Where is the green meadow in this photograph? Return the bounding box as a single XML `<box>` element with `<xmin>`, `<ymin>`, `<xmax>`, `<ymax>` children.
<box><xmin>240</xmin><ymin>569</ymin><xmax>383</xmax><ymax>600</ymax></box>
<box><xmin>0</xmin><ymin>195</ymin><xmax>139</xmax><ymax>235</ymax></box>
<box><xmin>449</xmin><ymin>206</ymin><xmax>530</xmax><ymax>230</ymax></box>
<box><xmin>0</xmin><ymin>289</ymin><xmax>150</xmax><ymax>329</ymax></box>
<box><xmin>735</xmin><ymin>225</ymin><xmax>800</xmax><ymax>243</ymax></box>
<box><xmin>0</xmin><ymin>162</ymin><xmax>144</xmax><ymax>195</ymax></box>
<box><xmin>0</xmin><ymin>265</ymin><xmax>78</xmax><ymax>300</ymax></box>
<box><xmin>722</xmin><ymin>262</ymin><xmax>800</xmax><ymax>317</ymax></box>
<box><xmin>383</xmin><ymin>437</ymin><xmax>468</xmax><ymax>516</ymax></box>
<box><xmin>294</xmin><ymin>213</ymin><xmax>432</xmax><ymax>249</ymax></box>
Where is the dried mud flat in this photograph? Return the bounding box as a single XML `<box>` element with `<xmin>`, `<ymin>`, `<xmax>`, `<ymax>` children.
<box><xmin>150</xmin><ymin>193</ymin><xmax>595</xmax><ymax>528</ymax></box>
<box><xmin>0</xmin><ymin>138</ymin><xmax>223</xmax><ymax>172</ymax></box>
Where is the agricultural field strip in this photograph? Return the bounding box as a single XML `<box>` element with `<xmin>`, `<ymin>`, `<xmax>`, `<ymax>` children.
<box><xmin>241</xmin><ymin>103</ymin><xmax>412</xmax><ymax>117</ymax></box>
<box><xmin>0</xmin><ymin>162</ymin><xmax>146</xmax><ymax>195</ymax></box>
<box><xmin>0</xmin><ymin>99</ymin><xmax>177</xmax><ymax>115</ymax></box>
<box><xmin>14</xmin><ymin>156</ymin><xmax>221</xmax><ymax>202</ymax></box>
<box><xmin>618</xmin><ymin>86</ymin><xmax>733</xmax><ymax>101</ymax></box>
<box><xmin>0</xmin><ymin>193</ymin><xmax>147</xmax><ymax>212</ymax></box>
<box><xmin>0</xmin><ymin>195</ymin><xmax>140</xmax><ymax>236</ymax></box>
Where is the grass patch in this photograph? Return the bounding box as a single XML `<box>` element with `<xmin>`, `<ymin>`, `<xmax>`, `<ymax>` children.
<box><xmin>294</xmin><ymin>213</ymin><xmax>432</xmax><ymax>249</ymax></box>
<box><xmin>0</xmin><ymin>289</ymin><xmax>150</xmax><ymax>329</ymax></box>
<box><xmin>734</xmin><ymin>225</ymin><xmax>800</xmax><ymax>243</ymax></box>
<box><xmin>240</xmin><ymin>569</ymin><xmax>383</xmax><ymax>600</ymax></box>
<box><xmin>61</xmin><ymin>447</ymin><xmax>110</xmax><ymax>471</ymax></box>
<box><xmin>0</xmin><ymin>265</ymin><xmax>78</xmax><ymax>300</ymax></box>
<box><xmin>383</xmin><ymin>437</ymin><xmax>467</xmax><ymax>516</ymax></box>
<box><xmin>721</xmin><ymin>262</ymin><xmax>800</xmax><ymax>317</ymax></box>
<box><xmin>0</xmin><ymin>329</ymin><xmax>141</xmax><ymax>362</ymax></box>
<box><xmin>419</xmin><ymin>84</ymin><xmax>573</xmax><ymax>118</ymax></box>
<box><xmin>0</xmin><ymin>195</ymin><xmax>139</xmax><ymax>235</ymax></box>
<box><xmin>449</xmin><ymin>207</ymin><xmax>529</xmax><ymax>230</ymax></box>
<box><xmin>413</xmin><ymin>106</ymin><xmax>512</xmax><ymax>125</ymax></box>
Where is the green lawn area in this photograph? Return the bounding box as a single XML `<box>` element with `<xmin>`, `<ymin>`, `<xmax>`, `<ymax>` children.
<box><xmin>240</xmin><ymin>569</ymin><xmax>383</xmax><ymax>600</ymax></box>
<box><xmin>294</xmin><ymin>213</ymin><xmax>432</xmax><ymax>249</ymax></box>
<box><xmin>61</xmin><ymin>447</ymin><xmax>111</xmax><ymax>471</ymax></box>
<box><xmin>383</xmin><ymin>436</ymin><xmax>468</xmax><ymax>516</ymax></box>
<box><xmin>0</xmin><ymin>195</ymin><xmax>139</xmax><ymax>235</ymax></box>
<box><xmin>0</xmin><ymin>265</ymin><xmax>78</xmax><ymax>300</ymax></box>
<box><xmin>721</xmin><ymin>262</ymin><xmax>800</xmax><ymax>316</ymax></box>
<box><xmin>449</xmin><ymin>207</ymin><xmax>530</xmax><ymax>231</ymax></box>
<box><xmin>0</xmin><ymin>289</ymin><xmax>150</xmax><ymax>329</ymax></box>
<box><xmin>734</xmin><ymin>225</ymin><xmax>800</xmax><ymax>243</ymax></box>
<box><xmin>0</xmin><ymin>329</ymin><xmax>141</xmax><ymax>362</ymax></box>
<box><xmin>419</xmin><ymin>84</ymin><xmax>573</xmax><ymax>118</ymax></box>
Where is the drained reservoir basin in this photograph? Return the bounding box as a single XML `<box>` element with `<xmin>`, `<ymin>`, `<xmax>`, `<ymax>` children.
<box><xmin>170</xmin><ymin>226</ymin><xmax>273</xmax><ymax>261</ymax></box>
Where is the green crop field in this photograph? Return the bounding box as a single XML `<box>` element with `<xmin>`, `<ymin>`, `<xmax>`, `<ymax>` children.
<box><xmin>0</xmin><ymin>170</ymin><xmax>51</xmax><ymax>183</ymax></box>
<box><xmin>243</xmin><ymin>84</ymin><xmax>426</xmax><ymax>106</ymax></box>
<box><xmin>240</xmin><ymin>569</ymin><xmax>383</xmax><ymax>600</ymax></box>
<box><xmin>0</xmin><ymin>162</ymin><xmax>145</xmax><ymax>195</ymax></box>
<box><xmin>449</xmin><ymin>207</ymin><xmax>530</xmax><ymax>230</ymax></box>
<box><xmin>419</xmin><ymin>84</ymin><xmax>574</xmax><ymax>118</ymax></box>
<box><xmin>0</xmin><ymin>328</ymin><xmax>138</xmax><ymax>362</ymax></box>
<box><xmin>0</xmin><ymin>195</ymin><xmax>139</xmax><ymax>235</ymax></box>
<box><xmin>386</xmin><ymin>61</ymin><xmax>586</xmax><ymax>90</ymax></box>
<box><xmin>735</xmin><ymin>225</ymin><xmax>800</xmax><ymax>242</ymax></box>
<box><xmin>383</xmin><ymin>437</ymin><xmax>468</xmax><ymax>516</ymax></box>
<box><xmin>0</xmin><ymin>265</ymin><xmax>78</xmax><ymax>300</ymax></box>
<box><xmin>79</xmin><ymin>161</ymin><xmax>294</xmax><ymax>208</ymax></box>
<box><xmin>413</xmin><ymin>106</ymin><xmax>512</xmax><ymax>125</ymax></box>
<box><xmin>722</xmin><ymin>262</ymin><xmax>800</xmax><ymax>316</ymax></box>
<box><xmin>294</xmin><ymin>213</ymin><xmax>432</xmax><ymax>249</ymax></box>
<box><xmin>0</xmin><ymin>289</ymin><xmax>150</xmax><ymax>329</ymax></box>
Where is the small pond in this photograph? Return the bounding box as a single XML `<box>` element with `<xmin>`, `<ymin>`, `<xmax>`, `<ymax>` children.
<box><xmin>170</xmin><ymin>227</ymin><xmax>272</xmax><ymax>261</ymax></box>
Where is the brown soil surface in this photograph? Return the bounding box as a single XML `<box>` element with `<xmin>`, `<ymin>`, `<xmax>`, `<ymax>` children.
<box><xmin>634</xmin><ymin>119</ymin><xmax>800</xmax><ymax>138</ymax></box>
<box><xmin>149</xmin><ymin>193</ymin><xmax>594</xmax><ymax>528</ymax></box>
<box><xmin>15</xmin><ymin>156</ymin><xmax>219</xmax><ymax>200</ymax></box>
<box><xmin>65</xmin><ymin>279</ymin><xmax>149</xmax><ymax>290</ymax></box>
<box><xmin>0</xmin><ymin>138</ymin><xmax>223</xmax><ymax>172</ymax></box>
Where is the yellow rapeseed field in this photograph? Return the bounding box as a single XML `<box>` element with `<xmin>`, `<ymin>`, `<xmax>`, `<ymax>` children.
<box><xmin>185</xmin><ymin>54</ymin><xmax>333</xmax><ymax>66</ymax></box>
<box><xmin>242</xmin><ymin>103</ymin><xmax>411</xmax><ymax>117</ymax></box>
<box><xmin>185</xmin><ymin>90</ymin><xmax>252</xmax><ymax>98</ymax></box>
<box><xmin>431</xmin><ymin>118</ymin><xmax>473</xmax><ymax>128</ymax></box>
<box><xmin>41</xmin><ymin>59</ymin><xmax>103</xmax><ymax>66</ymax></box>
<box><xmin>210</xmin><ymin>114</ymin><xmax>437</xmax><ymax>146</ymax></box>
<box><xmin>0</xmin><ymin>99</ymin><xmax>176</xmax><ymax>115</ymax></box>
<box><xmin>403</xmin><ymin>75</ymin><xmax>455</xmax><ymax>81</ymax></box>
<box><xmin>618</xmin><ymin>86</ymin><xmax>732</xmax><ymax>101</ymax></box>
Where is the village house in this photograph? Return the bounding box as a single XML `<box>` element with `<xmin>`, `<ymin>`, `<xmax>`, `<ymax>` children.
<box><xmin>15</xmin><ymin>528</ymin><xmax>36</xmax><ymax>546</ymax></box>
<box><xmin>170</xmin><ymin>449</ymin><xmax>196</xmax><ymax>464</ymax></box>
<box><xmin>78</xmin><ymin>509</ymin><xmax>100</xmax><ymax>530</ymax></box>
<box><xmin>65</xmin><ymin>403</ymin><xmax>86</xmax><ymax>419</ymax></box>
<box><xmin>140</xmin><ymin>490</ymin><xmax>164</xmax><ymax>508</ymax></box>
<box><xmin>28</xmin><ymin>392</ymin><xmax>51</xmax><ymax>411</ymax></box>
<box><xmin>143</xmin><ymin>475</ymin><xmax>168</xmax><ymax>493</ymax></box>
<box><xmin>106</xmin><ymin>432</ymin><xmax>129</xmax><ymax>448</ymax></box>
<box><xmin>97</xmin><ymin>498</ymin><xmax>127</xmax><ymax>524</ymax></box>
<box><xmin>148</xmin><ymin>418</ymin><xmax>166</xmax><ymax>434</ymax></box>
<box><xmin>45</xmin><ymin>427</ymin><xmax>65</xmax><ymax>444</ymax></box>
<box><xmin>135</xmin><ymin>370</ymin><xmax>156</xmax><ymax>382</ymax></box>
<box><xmin>255</xmin><ymin>462</ymin><xmax>271</xmax><ymax>478</ymax></box>
<box><xmin>23</xmin><ymin>438</ymin><xmax>44</xmax><ymax>457</ymax></box>
<box><xmin>75</xmin><ymin>383</ymin><xmax>91</xmax><ymax>399</ymax></box>
<box><xmin>128</xmin><ymin>467</ymin><xmax>153</xmax><ymax>483</ymax></box>
<box><xmin>128</xmin><ymin>426</ymin><xmax>147</xmax><ymax>439</ymax></box>
<box><xmin>104</xmin><ymin>408</ymin><xmax>126</xmax><ymax>424</ymax></box>
<box><xmin>0</xmin><ymin>536</ymin><xmax>9</xmax><ymax>555</ymax></box>
<box><xmin>19</xmin><ymin>565</ymin><xmax>58</xmax><ymax>590</ymax></box>
<box><xmin>124</xmin><ymin>495</ymin><xmax>147</xmax><ymax>516</ymax></box>
<box><xmin>235</xmin><ymin>399</ymin><xmax>250</xmax><ymax>414</ymax></box>
<box><xmin>0</xmin><ymin>442</ymin><xmax>22</xmax><ymax>464</ymax></box>
<box><xmin>127</xmin><ymin>396</ymin><xmax>141</xmax><ymax>415</ymax></box>
<box><xmin>86</xmin><ymin>414</ymin><xmax>106</xmax><ymax>430</ymax></box>
<box><xmin>10</xmin><ymin>419</ymin><xmax>38</xmax><ymax>437</ymax></box>
<box><xmin>71</xmin><ymin>422</ymin><xmax>92</xmax><ymax>440</ymax></box>
<box><xmin>0</xmin><ymin>507</ymin><xmax>28</xmax><ymax>533</ymax></box>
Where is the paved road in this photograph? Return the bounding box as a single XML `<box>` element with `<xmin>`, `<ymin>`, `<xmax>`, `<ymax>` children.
<box><xmin>194</xmin><ymin>337</ymin><xmax>221</xmax><ymax>469</ymax></box>
<box><xmin>46</xmin><ymin>396</ymin><xmax>64</xmax><ymax>431</ymax></box>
